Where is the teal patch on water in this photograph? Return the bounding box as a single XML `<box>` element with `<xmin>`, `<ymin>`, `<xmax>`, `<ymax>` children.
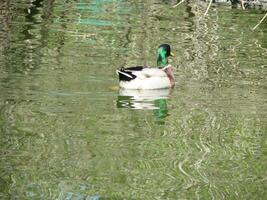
<box><xmin>79</xmin><ymin>19</ymin><xmax>112</xmax><ymax>26</ymax></box>
<box><xmin>76</xmin><ymin>3</ymin><xmax>103</xmax><ymax>13</ymax></box>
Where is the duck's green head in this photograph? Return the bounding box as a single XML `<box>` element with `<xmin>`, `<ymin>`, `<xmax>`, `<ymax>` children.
<box><xmin>157</xmin><ymin>44</ymin><xmax>174</xmax><ymax>67</ymax></box>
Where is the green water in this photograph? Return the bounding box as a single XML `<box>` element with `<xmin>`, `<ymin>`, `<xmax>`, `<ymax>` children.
<box><xmin>0</xmin><ymin>0</ymin><xmax>266</xmax><ymax>199</ymax></box>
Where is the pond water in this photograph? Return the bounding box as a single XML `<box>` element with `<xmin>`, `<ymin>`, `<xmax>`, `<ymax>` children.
<box><xmin>0</xmin><ymin>0</ymin><xmax>266</xmax><ymax>199</ymax></box>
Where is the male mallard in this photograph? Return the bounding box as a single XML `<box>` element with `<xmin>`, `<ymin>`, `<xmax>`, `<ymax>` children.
<box><xmin>116</xmin><ymin>44</ymin><xmax>175</xmax><ymax>90</ymax></box>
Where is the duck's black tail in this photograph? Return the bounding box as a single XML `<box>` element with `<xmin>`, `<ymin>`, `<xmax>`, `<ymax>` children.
<box><xmin>116</xmin><ymin>66</ymin><xmax>144</xmax><ymax>81</ymax></box>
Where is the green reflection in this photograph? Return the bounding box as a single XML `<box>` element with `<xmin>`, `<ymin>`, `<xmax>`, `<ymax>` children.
<box><xmin>153</xmin><ymin>99</ymin><xmax>168</xmax><ymax>119</ymax></box>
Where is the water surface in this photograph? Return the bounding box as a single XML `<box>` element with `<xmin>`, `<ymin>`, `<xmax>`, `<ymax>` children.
<box><xmin>0</xmin><ymin>0</ymin><xmax>266</xmax><ymax>199</ymax></box>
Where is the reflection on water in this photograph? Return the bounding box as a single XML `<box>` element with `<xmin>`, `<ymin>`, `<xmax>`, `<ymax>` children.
<box><xmin>117</xmin><ymin>88</ymin><xmax>170</xmax><ymax>109</ymax></box>
<box><xmin>0</xmin><ymin>0</ymin><xmax>267</xmax><ymax>199</ymax></box>
<box><xmin>117</xmin><ymin>88</ymin><xmax>171</xmax><ymax>120</ymax></box>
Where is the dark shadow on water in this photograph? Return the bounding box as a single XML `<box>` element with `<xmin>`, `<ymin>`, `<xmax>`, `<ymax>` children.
<box><xmin>184</xmin><ymin>2</ymin><xmax>195</xmax><ymax>32</ymax></box>
<box><xmin>0</xmin><ymin>0</ymin><xmax>57</xmax><ymax>73</ymax></box>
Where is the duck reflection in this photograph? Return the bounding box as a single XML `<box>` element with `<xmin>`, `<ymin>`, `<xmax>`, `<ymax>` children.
<box><xmin>117</xmin><ymin>88</ymin><xmax>172</xmax><ymax>119</ymax></box>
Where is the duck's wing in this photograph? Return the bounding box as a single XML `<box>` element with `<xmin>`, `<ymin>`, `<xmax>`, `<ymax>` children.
<box><xmin>116</xmin><ymin>66</ymin><xmax>146</xmax><ymax>81</ymax></box>
<box><xmin>117</xmin><ymin>66</ymin><xmax>166</xmax><ymax>81</ymax></box>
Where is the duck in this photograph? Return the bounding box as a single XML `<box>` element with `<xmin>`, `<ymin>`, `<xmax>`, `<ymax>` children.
<box><xmin>116</xmin><ymin>44</ymin><xmax>175</xmax><ymax>90</ymax></box>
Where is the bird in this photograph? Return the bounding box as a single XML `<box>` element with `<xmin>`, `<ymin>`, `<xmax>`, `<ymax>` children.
<box><xmin>116</xmin><ymin>44</ymin><xmax>175</xmax><ymax>90</ymax></box>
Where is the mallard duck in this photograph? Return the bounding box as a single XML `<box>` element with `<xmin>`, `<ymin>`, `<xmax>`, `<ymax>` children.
<box><xmin>116</xmin><ymin>44</ymin><xmax>175</xmax><ymax>90</ymax></box>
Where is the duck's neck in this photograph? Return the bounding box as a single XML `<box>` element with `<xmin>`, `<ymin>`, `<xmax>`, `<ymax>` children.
<box><xmin>163</xmin><ymin>66</ymin><xmax>175</xmax><ymax>87</ymax></box>
<box><xmin>157</xmin><ymin>47</ymin><xmax>167</xmax><ymax>68</ymax></box>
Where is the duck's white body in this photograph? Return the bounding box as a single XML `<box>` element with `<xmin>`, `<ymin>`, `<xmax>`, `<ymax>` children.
<box><xmin>117</xmin><ymin>65</ymin><xmax>175</xmax><ymax>90</ymax></box>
